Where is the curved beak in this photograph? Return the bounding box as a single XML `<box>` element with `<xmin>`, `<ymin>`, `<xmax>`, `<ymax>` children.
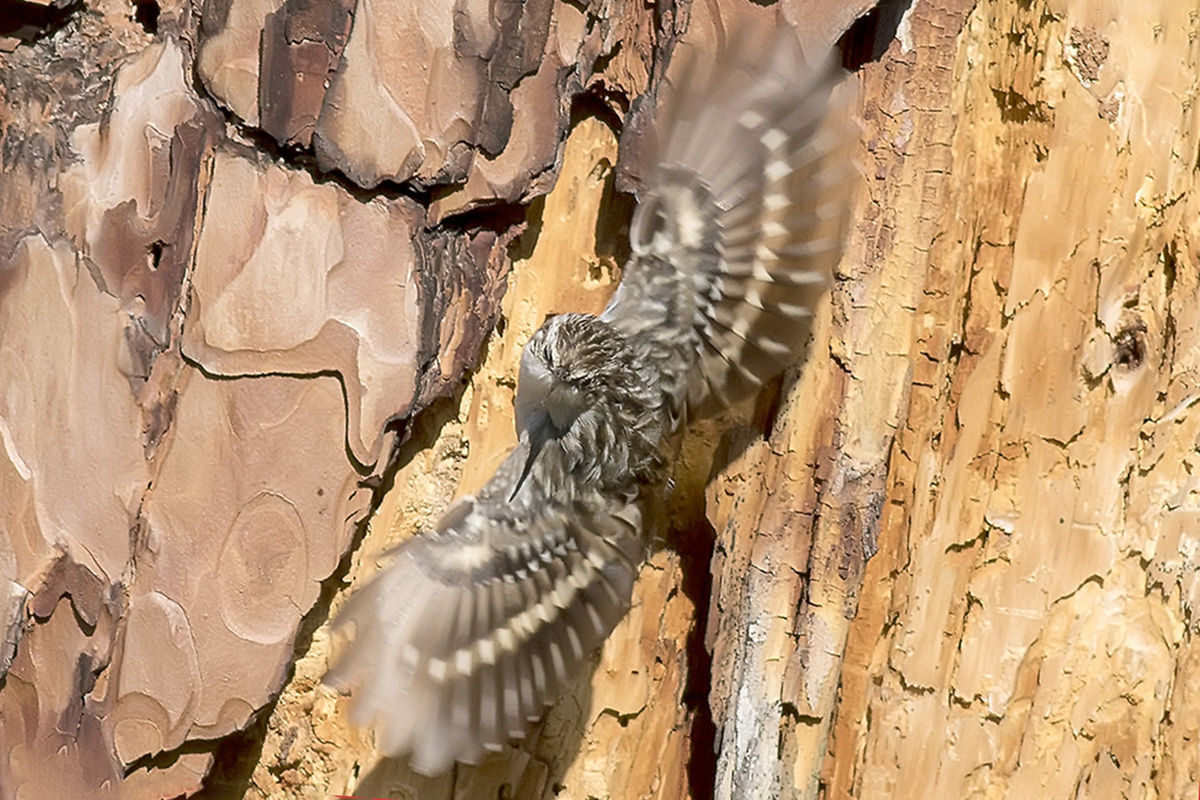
<box><xmin>509</xmin><ymin>349</ymin><xmax>586</xmax><ymax>501</ymax></box>
<box><xmin>510</xmin><ymin>426</ymin><xmax>549</xmax><ymax>502</ymax></box>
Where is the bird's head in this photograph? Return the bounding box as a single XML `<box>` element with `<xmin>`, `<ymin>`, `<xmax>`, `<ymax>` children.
<box><xmin>515</xmin><ymin>314</ymin><xmax>612</xmax><ymax>441</ymax></box>
<box><xmin>510</xmin><ymin>314</ymin><xmax>632</xmax><ymax>498</ymax></box>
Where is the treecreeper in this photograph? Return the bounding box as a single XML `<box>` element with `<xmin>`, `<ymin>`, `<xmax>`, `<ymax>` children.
<box><xmin>325</xmin><ymin>26</ymin><xmax>859</xmax><ymax>775</ymax></box>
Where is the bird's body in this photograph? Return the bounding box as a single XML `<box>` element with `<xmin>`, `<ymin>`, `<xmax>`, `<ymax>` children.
<box><xmin>326</xmin><ymin>28</ymin><xmax>857</xmax><ymax>774</ymax></box>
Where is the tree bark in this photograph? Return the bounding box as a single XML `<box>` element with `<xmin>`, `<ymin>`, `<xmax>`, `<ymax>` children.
<box><xmin>0</xmin><ymin>0</ymin><xmax>1197</xmax><ymax>798</ymax></box>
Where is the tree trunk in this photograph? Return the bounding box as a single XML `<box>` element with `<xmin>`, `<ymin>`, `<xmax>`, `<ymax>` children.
<box><xmin>0</xmin><ymin>0</ymin><xmax>1196</xmax><ymax>798</ymax></box>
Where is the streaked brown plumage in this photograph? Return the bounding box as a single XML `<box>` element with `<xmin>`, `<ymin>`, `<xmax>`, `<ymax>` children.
<box><xmin>325</xmin><ymin>28</ymin><xmax>856</xmax><ymax>775</ymax></box>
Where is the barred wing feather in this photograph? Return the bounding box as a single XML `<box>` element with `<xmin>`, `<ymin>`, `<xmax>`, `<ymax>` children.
<box><xmin>605</xmin><ymin>32</ymin><xmax>857</xmax><ymax>417</ymax></box>
<box><xmin>326</xmin><ymin>450</ymin><xmax>645</xmax><ymax>774</ymax></box>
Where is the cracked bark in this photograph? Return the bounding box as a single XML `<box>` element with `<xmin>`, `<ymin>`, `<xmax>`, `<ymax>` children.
<box><xmin>2</xmin><ymin>0</ymin><xmax>1198</xmax><ymax>799</ymax></box>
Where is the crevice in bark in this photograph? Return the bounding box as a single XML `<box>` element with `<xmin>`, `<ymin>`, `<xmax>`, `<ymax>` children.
<box><xmin>895</xmin><ymin>669</ymin><xmax>937</xmax><ymax>696</ymax></box>
<box><xmin>0</xmin><ymin>0</ymin><xmax>84</xmax><ymax>47</ymax></box>
<box><xmin>1158</xmin><ymin>245</ymin><xmax>1180</xmax><ymax>385</ymax></box>
<box><xmin>428</xmin><ymin>196</ymin><xmax>537</xmax><ymax>238</ymax></box>
<box><xmin>569</xmin><ymin>90</ymin><xmax>624</xmax><ymax>144</ymax></box>
<box><xmin>126</xmin><ymin>724</ymin><xmax>260</xmax><ymax>785</ymax></box>
<box><xmin>991</xmin><ymin>88</ymin><xmax>1052</xmax><ymax>125</ymax></box>
<box><xmin>781</xmin><ymin>702</ymin><xmax>821</xmax><ymax>726</ymax></box>
<box><xmin>184</xmin><ymin>67</ymin><xmax>439</xmax><ymax>208</ymax></box>
<box><xmin>665</xmin><ymin>493</ymin><xmax>719</xmax><ymax>800</ymax></box>
<box><xmin>945</xmin><ymin>527</ymin><xmax>988</xmax><ymax>554</ymax></box>
<box><xmin>186</xmin><ymin>36</ymin><xmax>639</xmax><ymax>218</ymax></box>
<box><xmin>179</xmin><ymin>352</ymin><xmax>376</xmax><ymax>472</ymax></box>
<box><xmin>838</xmin><ymin>0</ymin><xmax>914</xmax><ymax>70</ymax></box>
<box><xmin>1112</xmin><ymin>317</ymin><xmax>1148</xmax><ymax>370</ymax></box>
<box><xmin>598</xmin><ymin>703</ymin><xmax>648</xmax><ymax>727</ymax></box>
<box><xmin>132</xmin><ymin>0</ymin><xmax>159</xmax><ymax>35</ymax></box>
<box><xmin>221</xmin><ymin>119</ymin><xmax>438</xmax><ymax>207</ymax></box>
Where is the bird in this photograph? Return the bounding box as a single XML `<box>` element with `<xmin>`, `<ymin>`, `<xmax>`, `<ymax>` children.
<box><xmin>324</xmin><ymin>26</ymin><xmax>857</xmax><ymax>775</ymax></box>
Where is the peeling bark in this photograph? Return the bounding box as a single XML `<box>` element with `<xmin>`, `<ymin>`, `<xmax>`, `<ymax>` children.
<box><xmin>3</xmin><ymin>0</ymin><xmax>1198</xmax><ymax>798</ymax></box>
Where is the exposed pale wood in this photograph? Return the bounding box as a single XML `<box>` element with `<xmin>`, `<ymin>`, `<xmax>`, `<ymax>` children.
<box><xmin>6</xmin><ymin>0</ymin><xmax>1198</xmax><ymax>797</ymax></box>
<box><xmin>824</xmin><ymin>1</ymin><xmax>1200</xmax><ymax>797</ymax></box>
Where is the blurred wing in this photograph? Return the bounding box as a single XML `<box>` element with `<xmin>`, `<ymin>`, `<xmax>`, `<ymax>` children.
<box><xmin>604</xmin><ymin>30</ymin><xmax>857</xmax><ymax>417</ymax></box>
<box><xmin>325</xmin><ymin>450</ymin><xmax>644</xmax><ymax>775</ymax></box>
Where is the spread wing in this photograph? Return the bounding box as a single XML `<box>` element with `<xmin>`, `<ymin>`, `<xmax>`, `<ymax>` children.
<box><xmin>603</xmin><ymin>30</ymin><xmax>857</xmax><ymax>417</ymax></box>
<box><xmin>325</xmin><ymin>26</ymin><xmax>855</xmax><ymax>776</ymax></box>
<box><xmin>325</xmin><ymin>446</ymin><xmax>645</xmax><ymax>774</ymax></box>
